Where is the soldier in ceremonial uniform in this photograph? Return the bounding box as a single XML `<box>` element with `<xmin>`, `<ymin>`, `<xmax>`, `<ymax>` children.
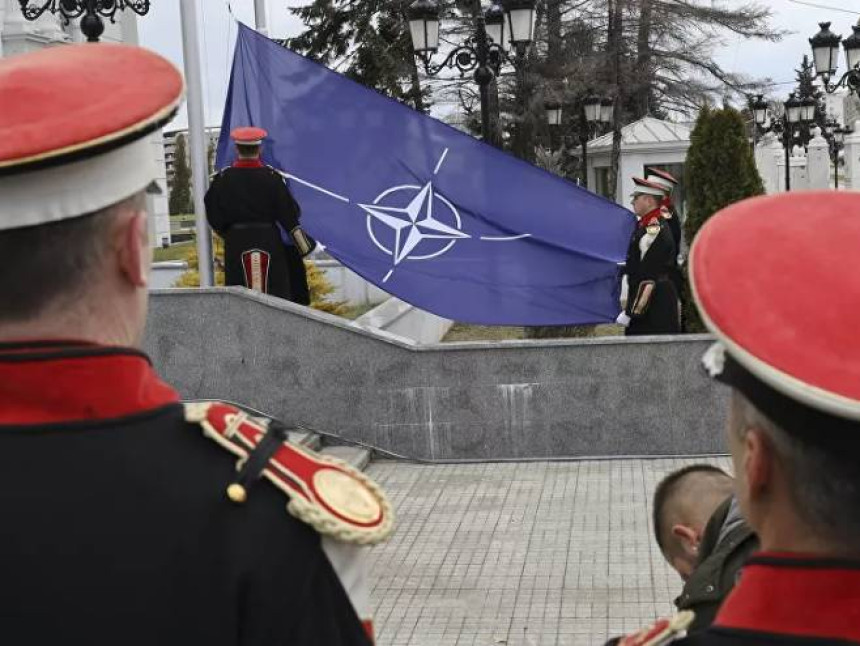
<box><xmin>608</xmin><ymin>191</ymin><xmax>860</xmax><ymax>645</ymax></box>
<box><xmin>616</xmin><ymin>177</ymin><xmax>680</xmax><ymax>336</ymax></box>
<box><xmin>645</xmin><ymin>167</ymin><xmax>687</xmax><ymax>331</ymax></box>
<box><xmin>0</xmin><ymin>44</ymin><xmax>391</xmax><ymax>645</ymax></box>
<box><xmin>205</xmin><ymin>127</ymin><xmax>315</xmax><ymax>305</ymax></box>
<box><xmin>644</xmin><ymin>167</ymin><xmax>683</xmax><ymax>253</ymax></box>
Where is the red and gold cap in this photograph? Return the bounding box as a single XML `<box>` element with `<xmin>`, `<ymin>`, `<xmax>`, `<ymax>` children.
<box><xmin>0</xmin><ymin>43</ymin><xmax>183</xmax><ymax>231</ymax></box>
<box><xmin>644</xmin><ymin>168</ymin><xmax>677</xmax><ymax>194</ymax></box>
<box><xmin>631</xmin><ymin>176</ymin><xmax>666</xmax><ymax>197</ymax></box>
<box><xmin>231</xmin><ymin>126</ymin><xmax>267</xmax><ymax>145</ymax></box>
<box><xmin>690</xmin><ymin>191</ymin><xmax>860</xmax><ymax>444</ymax></box>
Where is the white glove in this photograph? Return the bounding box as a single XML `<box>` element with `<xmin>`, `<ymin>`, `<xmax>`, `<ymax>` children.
<box><xmin>615</xmin><ymin>312</ymin><xmax>631</xmax><ymax>327</ymax></box>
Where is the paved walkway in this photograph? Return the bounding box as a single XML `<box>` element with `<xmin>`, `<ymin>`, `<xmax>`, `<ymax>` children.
<box><xmin>366</xmin><ymin>457</ymin><xmax>732</xmax><ymax>646</ymax></box>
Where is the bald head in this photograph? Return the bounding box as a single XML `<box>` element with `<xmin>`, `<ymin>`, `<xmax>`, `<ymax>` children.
<box><xmin>653</xmin><ymin>465</ymin><xmax>734</xmax><ymax>579</ymax></box>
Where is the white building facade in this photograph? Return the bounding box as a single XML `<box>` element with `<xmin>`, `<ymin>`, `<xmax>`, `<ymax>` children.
<box><xmin>0</xmin><ymin>0</ymin><xmax>171</xmax><ymax>247</ymax></box>
<box><xmin>584</xmin><ymin>116</ymin><xmax>692</xmax><ymax>215</ymax></box>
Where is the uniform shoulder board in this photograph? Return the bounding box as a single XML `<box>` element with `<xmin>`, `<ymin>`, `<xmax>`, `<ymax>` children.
<box><xmin>183</xmin><ymin>401</ymin><xmax>394</xmax><ymax>545</ymax></box>
<box><xmin>616</xmin><ymin>611</ymin><xmax>694</xmax><ymax>646</ymax></box>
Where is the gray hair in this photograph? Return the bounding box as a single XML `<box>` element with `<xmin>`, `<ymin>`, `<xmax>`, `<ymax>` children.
<box><xmin>734</xmin><ymin>392</ymin><xmax>860</xmax><ymax>550</ymax></box>
<box><xmin>0</xmin><ymin>192</ymin><xmax>146</xmax><ymax>323</ymax></box>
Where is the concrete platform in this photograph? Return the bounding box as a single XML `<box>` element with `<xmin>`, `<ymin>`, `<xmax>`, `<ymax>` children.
<box><xmin>365</xmin><ymin>457</ymin><xmax>733</xmax><ymax>646</ymax></box>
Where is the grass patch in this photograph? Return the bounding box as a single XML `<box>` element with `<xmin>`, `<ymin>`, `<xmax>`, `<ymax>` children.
<box><xmin>442</xmin><ymin>323</ymin><xmax>624</xmax><ymax>342</ymax></box>
<box><xmin>442</xmin><ymin>324</ymin><xmax>525</xmax><ymax>342</ymax></box>
<box><xmin>153</xmin><ymin>242</ymin><xmax>193</xmax><ymax>262</ymax></box>
<box><xmin>340</xmin><ymin>302</ymin><xmax>378</xmax><ymax>320</ymax></box>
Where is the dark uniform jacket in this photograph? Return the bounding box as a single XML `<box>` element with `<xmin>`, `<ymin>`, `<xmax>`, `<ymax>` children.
<box><xmin>607</xmin><ymin>555</ymin><xmax>860</xmax><ymax>645</ymax></box>
<box><xmin>676</xmin><ymin>496</ymin><xmax>758</xmax><ymax>633</ymax></box>
<box><xmin>0</xmin><ymin>341</ymin><xmax>370</xmax><ymax>646</ymax></box>
<box><xmin>624</xmin><ymin>210</ymin><xmax>681</xmax><ymax>336</ymax></box>
<box><xmin>205</xmin><ymin>160</ymin><xmax>311</xmax><ymax>304</ymax></box>
<box><xmin>677</xmin><ymin>555</ymin><xmax>860</xmax><ymax>645</ymax></box>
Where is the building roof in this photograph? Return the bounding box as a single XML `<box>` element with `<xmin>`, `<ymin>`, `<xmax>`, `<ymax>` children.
<box><xmin>586</xmin><ymin>116</ymin><xmax>692</xmax><ymax>153</ymax></box>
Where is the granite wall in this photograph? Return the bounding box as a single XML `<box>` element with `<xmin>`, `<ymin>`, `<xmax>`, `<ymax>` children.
<box><xmin>145</xmin><ymin>288</ymin><xmax>730</xmax><ymax>460</ymax></box>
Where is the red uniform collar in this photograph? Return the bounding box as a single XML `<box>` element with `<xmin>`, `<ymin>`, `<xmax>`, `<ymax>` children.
<box><xmin>0</xmin><ymin>341</ymin><xmax>179</xmax><ymax>426</ymax></box>
<box><xmin>638</xmin><ymin>206</ymin><xmax>663</xmax><ymax>229</ymax></box>
<box><xmin>660</xmin><ymin>196</ymin><xmax>673</xmax><ymax>210</ymax></box>
<box><xmin>715</xmin><ymin>553</ymin><xmax>860</xmax><ymax>642</ymax></box>
<box><xmin>232</xmin><ymin>158</ymin><xmax>264</xmax><ymax>168</ymax></box>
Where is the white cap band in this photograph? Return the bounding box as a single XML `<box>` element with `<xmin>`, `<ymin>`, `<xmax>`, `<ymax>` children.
<box><xmin>631</xmin><ymin>185</ymin><xmax>664</xmax><ymax>197</ymax></box>
<box><xmin>0</xmin><ymin>137</ymin><xmax>157</xmax><ymax>231</ymax></box>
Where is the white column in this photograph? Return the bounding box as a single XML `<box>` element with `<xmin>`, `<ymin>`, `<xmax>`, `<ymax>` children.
<box><xmin>806</xmin><ymin>127</ymin><xmax>831</xmax><ymax>190</ymax></box>
<box><xmin>789</xmin><ymin>146</ymin><xmax>807</xmax><ymax>191</ymax></box>
<box><xmin>843</xmin><ymin>120</ymin><xmax>860</xmax><ymax>191</ymax></box>
<box><xmin>756</xmin><ymin>132</ymin><xmax>782</xmax><ymax>194</ymax></box>
<box><xmin>179</xmin><ymin>0</ymin><xmax>214</xmax><ymax>286</ymax></box>
<box><xmin>254</xmin><ymin>0</ymin><xmax>268</xmax><ymax>35</ymax></box>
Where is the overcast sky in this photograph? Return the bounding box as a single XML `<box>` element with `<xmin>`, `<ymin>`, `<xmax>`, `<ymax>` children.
<box><xmin>137</xmin><ymin>0</ymin><xmax>860</xmax><ymax>131</ymax></box>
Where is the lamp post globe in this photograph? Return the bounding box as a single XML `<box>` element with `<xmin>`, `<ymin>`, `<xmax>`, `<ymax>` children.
<box><xmin>583</xmin><ymin>94</ymin><xmax>602</xmax><ymax>124</ymax></box>
<box><xmin>484</xmin><ymin>2</ymin><xmax>507</xmax><ymax>50</ymax></box>
<box><xmin>752</xmin><ymin>94</ymin><xmax>769</xmax><ymax>126</ymax></box>
<box><xmin>800</xmin><ymin>95</ymin><xmax>816</xmax><ymax>122</ymax></box>
<box><xmin>502</xmin><ymin>0</ymin><xmax>536</xmax><ymax>49</ymax></box>
<box><xmin>407</xmin><ymin>0</ymin><xmax>440</xmax><ymax>53</ymax></box>
<box><xmin>809</xmin><ymin>21</ymin><xmax>842</xmax><ymax>78</ymax></box>
<box><xmin>544</xmin><ymin>101</ymin><xmax>562</xmax><ymax>127</ymax></box>
<box><xmin>844</xmin><ymin>24</ymin><xmax>860</xmax><ymax>72</ymax></box>
<box><xmin>599</xmin><ymin>97</ymin><xmax>614</xmax><ymax>124</ymax></box>
<box><xmin>784</xmin><ymin>93</ymin><xmax>802</xmax><ymax>124</ymax></box>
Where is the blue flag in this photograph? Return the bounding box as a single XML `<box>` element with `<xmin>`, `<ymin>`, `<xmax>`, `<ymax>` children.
<box><xmin>216</xmin><ymin>24</ymin><xmax>635</xmax><ymax>325</ymax></box>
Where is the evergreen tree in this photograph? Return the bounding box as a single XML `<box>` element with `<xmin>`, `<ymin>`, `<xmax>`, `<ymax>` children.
<box><xmin>286</xmin><ymin>0</ymin><xmax>428</xmax><ymax>111</ymax></box>
<box><xmin>169</xmin><ymin>135</ymin><xmax>193</xmax><ymax>215</ymax></box>
<box><xmin>683</xmin><ymin>105</ymin><xmax>764</xmax><ymax>330</ymax></box>
<box><xmin>793</xmin><ymin>55</ymin><xmax>828</xmax><ymax>147</ymax></box>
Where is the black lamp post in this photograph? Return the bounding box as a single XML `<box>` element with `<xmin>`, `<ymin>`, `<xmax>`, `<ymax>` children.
<box><xmin>809</xmin><ymin>21</ymin><xmax>860</xmax><ymax>96</ymax></box>
<box><xmin>544</xmin><ymin>91</ymin><xmax>612</xmax><ymax>188</ymax></box>
<box><xmin>780</xmin><ymin>92</ymin><xmax>808</xmax><ymax>191</ymax></box>
<box><xmin>750</xmin><ymin>94</ymin><xmax>769</xmax><ymax>148</ymax></box>
<box><xmin>18</xmin><ymin>1</ymin><xmax>150</xmax><ymax>42</ymax></box>
<box><xmin>829</xmin><ymin>123</ymin><xmax>852</xmax><ymax>189</ymax></box>
<box><xmin>407</xmin><ymin>0</ymin><xmax>535</xmax><ymax>145</ymax></box>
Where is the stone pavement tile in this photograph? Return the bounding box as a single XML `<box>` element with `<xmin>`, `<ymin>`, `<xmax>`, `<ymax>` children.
<box><xmin>367</xmin><ymin>457</ymin><xmax>732</xmax><ymax>645</ymax></box>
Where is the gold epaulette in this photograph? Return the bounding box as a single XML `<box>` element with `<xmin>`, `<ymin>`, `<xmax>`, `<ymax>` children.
<box><xmin>616</xmin><ymin>611</ymin><xmax>694</xmax><ymax>646</ymax></box>
<box><xmin>184</xmin><ymin>401</ymin><xmax>394</xmax><ymax>545</ymax></box>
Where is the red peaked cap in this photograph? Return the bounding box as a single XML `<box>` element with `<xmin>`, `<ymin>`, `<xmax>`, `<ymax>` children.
<box><xmin>231</xmin><ymin>127</ymin><xmax>268</xmax><ymax>144</ymax></box>
<box><xmin>690</xmin><ymin>191</ymin><xmax>860</xmax><ymax>437</ymax></box>
<box><xmin>645</xmin><ymin>167</ymin><xmax>678</xmax><ymax>185</ymax></box>
<box><xmin>0</xmin><ymin>43</ymin><xmax>183</xmax><ymax>174</ymax></box>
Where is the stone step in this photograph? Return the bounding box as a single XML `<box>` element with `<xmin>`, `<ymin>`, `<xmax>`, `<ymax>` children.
<box><xmin>288</xmin><ymin>430</ymin><xmax>321</xmax><ymax>451</ymax></box>
<box><xmin>320</xmin><ymin>445</ymin><xmax>372</xmax><ymax>471</ymax></box>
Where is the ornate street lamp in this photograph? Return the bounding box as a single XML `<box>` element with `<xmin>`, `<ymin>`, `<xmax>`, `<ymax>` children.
<box><xmin>18</xmin><ymin>0</ymin><xmax>151</xmax><ymax>43</ymax></box>
<box><xmin>809</xmin><ymin>21</ymin><xmax>860</xmax><ymax>95</ymax></box>
<box><xmin>407</xmin><ymin>0</ymin><xmax>536</xmax><ymax>145</ymax></box>
<box><xmin>503</xmin><ymin>0</ymin><xmax>536</xmax><ymax>52</ymax></box>
<box><xmin>751</xmin><ymin>94</ymin><xmax>769</xmax><ymax>127</ymax></box>
<box><xmin>407</xmin><ymin>0</ymin><xmax>440</xmax><ymax>53</ymax></box>
<box><xmin>483</xmin><ymin>2</ymin><xmax>506</xmax><ymax>50</ymax></box>
<box><xmin>599</xmin><ymin>97</ymin><xmax>614</xmax><ymax>124</ymax></box>
<box><xmin>544</xmin><ymin>100</ymin><xmax>562</xmax><ymax>127</ymax></box>
<box><xmin>800</xmin><ymin>95</ymin><xmax>817</xmax><ymax>122</ymax></box>
<box><xmin>543</xmin><ymin>91</ymin><xmax>609</xmax><ymax>189</ymax></box>
<box><xmin>784</xmin><ymin>92</ymin><xmax>802</xmax><ymax>125</ymax></box>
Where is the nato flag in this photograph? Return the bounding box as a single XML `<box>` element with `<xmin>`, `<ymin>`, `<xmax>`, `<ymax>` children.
<box><xmin>216</xmin><ymin>24</ymin><xmax>635</xmax><ymax>325</ymax></box>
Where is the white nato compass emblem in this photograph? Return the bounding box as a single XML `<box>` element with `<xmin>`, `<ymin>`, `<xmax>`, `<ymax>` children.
<box><xmin>281</xmin><ymin>148</ymin><xmax>530</xmax><ymax>283</ymax></box>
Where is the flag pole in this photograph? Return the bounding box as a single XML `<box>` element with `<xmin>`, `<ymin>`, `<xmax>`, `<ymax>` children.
<box><xmin>179</xmin><ymin>0</ymin><xmax>214</xmax><ymax>287</ymax></box>
<box><xmin>254</xmin><ymin>0</ymin><xmax>268</xmax><ymax>35</ymax></box>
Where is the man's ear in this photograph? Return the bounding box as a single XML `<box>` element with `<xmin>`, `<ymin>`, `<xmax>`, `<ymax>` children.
<box><xmin>744</xmin><ymin>427</ymin><xmax>773</xmax><ymax>498</ymax></box>
<box><xmin>671</xmin><ymin>524</ymin><xmax>700</xmax><ymax>554</ymax></box>
<box><xmin>117</xmin><ymin>210</ymin><xmax>149</xmax><ymax>288</ymax></box>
